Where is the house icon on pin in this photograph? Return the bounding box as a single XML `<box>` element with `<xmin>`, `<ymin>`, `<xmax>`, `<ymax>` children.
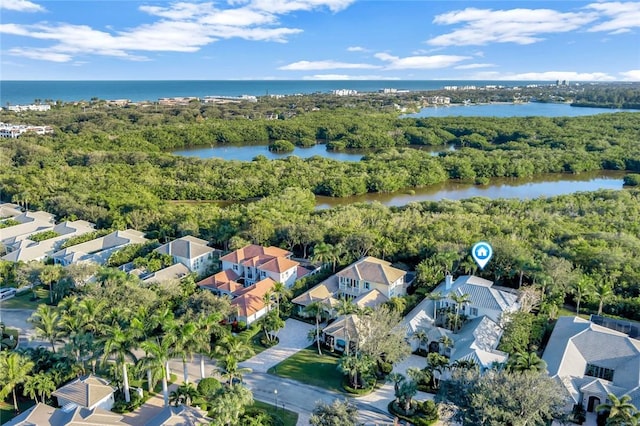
<box><xmin>476</xmin><ymin>247</ymin><xmax>488</xmax><ymax>258</ymax></box>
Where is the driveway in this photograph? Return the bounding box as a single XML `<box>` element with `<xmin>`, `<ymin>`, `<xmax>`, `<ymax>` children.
<box><xmin>239</xmin><ymin>318</ymin><xmax>314</xmax><ymax>373</ymax></box>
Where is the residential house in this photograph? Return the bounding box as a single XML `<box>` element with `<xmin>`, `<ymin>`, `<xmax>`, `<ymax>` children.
<box><xmin>291</xmin><ymin>276</ymin><xmax>340</xmax><ymax>316</ymax></box>
<box><xmin>0</xmin><ymin>211</ymin><xmax>56</xmax><ymax>243</ymax></box>
<box><xmin>0</xmin><ymin>203</ymin><xmax>22</xmax><ymax>219</ymax></box>
<box><xmin>230</xmin><ymin>277</ymin><xmax>277</xmax><ymax>324</ymax></box>
<box><xmin>52</xmin><ymin>229</ymin><xmax>147</xmax><ymax>266</ymax></box>
<box><xmin>154</xmin><ymin>236</ymin><xmax>218</xmax><ymax>276</ymax></box>
<box><xmin>142</xmin><ymin>263</ymin><xmax>191</xmax><ymax>284</ymax></box>
<box><xmin>219</xmin><ymin>244</ymin><xmax>302</xmax><ymax>287</ymax></box>
<box><xmin>403</xmin><ymin>274</ymin><xmax>518</xmax><ymax>370</ymax></box>
<box><xmin>3</xmin><ymin>403</ymin><xmax>125</xmax><ymax>426</ymax></box>
<box><xmin>197</xmin><ymin>269</ymin><xmax>245</xmax><ymax>298</ymax></box>
<box><xmin>336</xmin><ymin>256</ymin><xmax>407</xmax><ymax>299</ymax></box>
<box><xmin>145</xmin><ymin>405</ymin><xmax>211</xmax><ymax>426</ymax></box>
<box><xmin>52</xmin><ymin>375</ymin><xmax>116</xmax><ymax>411</ymax></box>
<box><xmin>543</xmin><ymin>316</ymin><xmax>640</xmax><ymax>414</ymax></box>
<box><xmin>322</xmin><ymin>314</ymin><xmax>361</xmax><ymax>353</ymax></box>
<box><xmin>2</xmin><ymin>220</ymin><xmax>95</xmax><ymax>263</ymax></box>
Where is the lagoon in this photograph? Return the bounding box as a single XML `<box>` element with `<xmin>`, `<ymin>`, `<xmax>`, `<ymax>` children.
<box><xmin>403</xmin><ymin>102</ymin><xmax>638</xmax><ymax>118</ymax></box>
<box><xmin>171</xmin><ymin>142</ymin><xmax>453</xmax><ymax>162</ymax></box>
<box><xmin>315</xmin><ymin>171</ymin><xmax>626</xmax><ymax>209</ymax></box>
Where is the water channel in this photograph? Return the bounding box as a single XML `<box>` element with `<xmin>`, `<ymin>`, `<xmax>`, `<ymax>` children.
<box><xmin>315</xmin><ymin>171</ymin><xmax>627</xmax><ymax>209</ymax></box>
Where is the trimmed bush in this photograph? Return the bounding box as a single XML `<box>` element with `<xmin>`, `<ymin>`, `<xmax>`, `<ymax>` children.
<box><xmin>197</xmin><ymin>377</ymin><xmax>222</xmax><ymax>397</ymax></box>
<box><xmin>269</xmin><ymin>140</ymin><xmax>295</xmax><ymax>152</ymax></box>
<box><xmin>388</xmin><ymin>400</ymin><xmax>438</xmax><ymax>426</ymax></box>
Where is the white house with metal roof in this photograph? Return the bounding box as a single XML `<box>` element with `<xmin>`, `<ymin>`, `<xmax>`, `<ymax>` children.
<box><xmin>543</xmin><ymin>316</ymin><xmax>640</xmax><ymax>414</ymax></box>
<box><xmin>52</xmin><ymin>229</ymin><xmax>147</xmax><ymax>266</ymax></box>
<box><xmin>154</xmin><ymin>235</ymin><xmax>217</xmax><ymax>276</ymax></box>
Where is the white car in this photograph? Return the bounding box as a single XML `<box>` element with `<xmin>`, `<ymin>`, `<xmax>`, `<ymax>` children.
<box><xmin>0</xmin><ymin>288</ymin><xmax>17</xmax><ymax>300</ymax></box>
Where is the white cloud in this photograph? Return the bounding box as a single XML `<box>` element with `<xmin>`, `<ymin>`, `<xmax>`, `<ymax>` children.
<box><xmin>374</xmin><ymin>52</ymin><xmax>470</xmax><ymax>69</ymax></box>
<box><xmin>302</xmin><ymin>74</ymin><xmax>400</xmax><ymax>80</ymax></box>
<box><xmin>454</xmin><ymin>63</ymin><xmax>496</xmax><ymax>70</ymax></box>
<box><xmin>279</xmin><ymin>60</ymin><xmax>379</xmax><ymax>70</ymax></box>
<box><xmin>1</xmin><ymin>0</ymin><xmax>45</xmax><ymax>12</ymax></box>
<box><xmin>619</xmin><ymin>70</ymin><xmax>640</xmax><ymax>81</ymax></box>
<box><xmin>1</xmin><ymin>0</ymin><xmax>353</xmax><ymax>62</ymax></box>
<box><xmin>347</xmin><ymin>46</ymin><xmax>366</xmax><ymax>52</ymax></box>
<box><xmin>469</xmin><ymin>70</ymin><xmax>616</xmax><ymax>81</ymax></box>
<box><xmin>429</xmin><ymin>7</ymin><xmax>597</xmax><ymax>46</ymax></box>
<box><xmin>9</xmin><ymin>48</ymin><xmax>72</xmax><ymax>62</ymax></box>
<box><xmin>586</xmin><ymin>2</ymin><xmax>640</xmax><ymax>33</ymax></box>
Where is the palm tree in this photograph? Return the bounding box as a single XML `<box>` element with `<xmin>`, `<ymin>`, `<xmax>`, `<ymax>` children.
<box><xmin>101</xmin><ymin>324</ymin><xmax>138</xmax><ymax>403</ymax></box>
<box><xmin>195</xmin><ymin>312</ymin><xmax>222</xmax><ymax>379</ymax></box>
<box><xmin>386</xmin><ymin>372</ymin><xmax>406</xmax><ymax>404</ymax></box>
<box><xmin>23</xmin><ymin>372</ymin><xmax>55</xmax><ymax>404</ymax></box>
<box><xmin>169</xmin><ymin>382</ymin><xmax>199</xmax><ymax>407</ymax></box>
<box><xmin>398</xmin><ymin>379</ymin><xmax>418</xmax><ymax>412</ymax></box>
<box><xmin>304</xmin><ymin>301</ymin><xmax>326</xmax><ymax>355</ymax></box>
<box><xmin>216</xmin><ymin>355</ymin><xmax>252</xmax><ymax>386</ymax></box>
<box><xmin>0</xmin><ymin>351</ymin><xmax>34</xmax><ymax>412</ymax></box>
<box><xmin>172</xmin><ymin>320</ymin><xmax>200</xmax><ymax>384</ymax></box>
<box><xmin>207</xmin><ymin>384</ymin><xmax>253</xmax><ymax>426</ymax></box>
<box><xmin>271</xmin><ymin>281</ymin><xmax>292</xmax><ymax>316</ymax></box>
<box><xmin>597</xmin><ymin>393</ymin><xmax>640</xmax><ymax>426</ymax></box>
<box><xmin>427</xmin><ymin>292</ymin><xmax>443</xmax><ymax>323</ymax></box>
<box><xmin>439</xmin><ymin>335</ymin><xmax>454</xmax><ymax>356</ymax></box>
<box><xmin>311</xmin><ymin>242</ymin><xmax>334</xmax><ymax>268</ymax></box>
<box><xmin>39</xmin><ymin>264</ymin><xmax>63</xmax><ymax>304</ymax></box>
<box><xmin>593</xmin><ymin>281</ymin><xmax>614</xmax><ymax>316</ymax></box>
<box><xmin>450</xmin><ymin>292</ymin><xmax>471</xmax><ymax>332</ymax></box>
<box><xmin>29</xmin><ymin>305</ymin><xmax>64</xmax><ymax>353</ymax></box>
<box><xmin>412</xmin><ymin>329</ymin><xmax>429</xmax><ymax>352</ymax></box>
<box><xmin>214</xmin><ymin>335</ymin><xmax>255</xmax><ymax>363</ymax></box>
<box><xmin>571</xmin><ymin>274</ymin><xmax>594</xmax><ymax>315</ymax></box>
<box><xmin>139</xmin><ymin>337</ymin><xmax>172</xmax><ymax>406</ymax></box>
<box><xmin>338</xmin><ymin>353</ymin><xmax>374</xmax><ymax>389</ymax></box>
<box><xmin>507</xmin><ymin>352</ymin><xmax>547</xmax><ymax>373</ymax></box>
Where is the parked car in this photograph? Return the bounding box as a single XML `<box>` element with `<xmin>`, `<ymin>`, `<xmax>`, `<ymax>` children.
<box><xmin>0</xmin><ymin>288</ymin><xmax>17</xmax><ymax>300</ymax></box>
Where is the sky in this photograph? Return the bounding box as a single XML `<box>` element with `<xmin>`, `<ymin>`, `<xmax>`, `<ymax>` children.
<box><xmin>1</xmin><ymin>0</ymin><xmax>639</xmax><ymax>81</ymax></box>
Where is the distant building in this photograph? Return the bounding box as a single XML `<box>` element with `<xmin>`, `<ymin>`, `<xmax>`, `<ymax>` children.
<box><xmin>6</xmin><ymin>104</ymin><xmax>51</xmax><ymax>112</ymax></box>
<box><xmin>0</xmin><ymin>122</ymin><xmax>54</xmax><ymax>138</ymax></box>
<box><xmin>332</xmin><ymin>89</ymin><xmax>358</xmax><ymax>96</ymax></box>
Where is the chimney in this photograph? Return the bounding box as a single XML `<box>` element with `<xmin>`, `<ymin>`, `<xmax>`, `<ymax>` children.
<box><xmin>445</xmin><ymin>274</ymin><xmax>453</xmax><ymax>290</ymax></box>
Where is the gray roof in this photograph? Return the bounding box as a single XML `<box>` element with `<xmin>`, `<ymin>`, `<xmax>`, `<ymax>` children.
<box><xmin>543</xmin><ymin>316</ymin><xmax>640</xmax><ymax>400</ymax></box>
<box><xmin>0</xmin><ymin>203</ymin><xmax>22</xmax><ymax>219</ymax></box>
<box><xmin>155</xmin><ymin>236</ymin><xmax>214</xmax><ymax>260</ymax></box>
<box><xmin>52</xmin><ymin>230</ymin><xmax>147</xmax><ymax>264</ymax></box>
<box><xmin>145</xmin><ymin>405</ymin><xmax>212</xmax><ymax>426</ymax></box>
<box><xmin>336</xmin><ymin>256</ymin><xmax>406</xmax><ymax>286</ymax></box>
<box><xmin>402</xmin><ymin>297</ymin><xmax>436</xmax><ymax>334</ymax></box>
<box><xmin>451</xmin><ymin>316</ymin><xmax>508</xmax><ymax>369</ymax></box>
<box><xmin>433</xmin><ymin>275</ymin><xmax>519</xmax><ymax>314</ymax></box>
<box><xmin>52</xmin><ymin>375</ymin><xmax>114</xmax><ymax>408</ymax></box>
<box><xmin>142</xmin><ymin>263</ymin><xmax>191</xmax><ymax>283</ymax></box>
<box><xmin>3</xmin><ymin>403</ymin><xmax>124</xmax><ymax>426</ymax></box>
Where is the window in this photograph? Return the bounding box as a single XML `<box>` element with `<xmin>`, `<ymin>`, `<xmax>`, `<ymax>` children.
<box><xmin>585</xmin><ymin>364</ymin><xmax>614</xmax><ymax>381</ymax></box>
<box><xmin>470</xmin><ymin>307</ymin><xmax>478</xmax><ymax>316</ymax></box>
<box><xmin>233</xmin><ymin>264</ymin><xmax>238</xmax><ymax>271</ymax></box>
<box><xmin>364</xmin><ymin>282</ymin><xmax>370</xmax><ymax>290</ymax></box>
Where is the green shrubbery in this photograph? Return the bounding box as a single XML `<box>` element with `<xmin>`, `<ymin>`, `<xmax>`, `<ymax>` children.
<box><xmin>624</xmin><ymin>173</ymin><xmax>640</xmax><ymax>186</ymax></box>
<box><xmin>269</xmin><ymin>140</ymin><xmax>295</xmax><ymax>152</ymax></box>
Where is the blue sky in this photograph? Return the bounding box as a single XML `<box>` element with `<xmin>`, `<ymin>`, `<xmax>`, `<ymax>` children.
<box><xmin>1</xmin><ymin>0</ymin><xmax>639</xmax><ymax>80</ymax></box>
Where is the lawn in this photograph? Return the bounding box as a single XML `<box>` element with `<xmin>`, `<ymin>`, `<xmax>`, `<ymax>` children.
<box><xmin>252</xmin><ymin>400</ymin><xmax>298</xmax><ymax>426</ymax></box>
<box><xmin>558</xmin><ymin>306</ymin><xmax>590</xmax><ymax>320</ymax></box>
<box><xmin>0</xmin><ymin>398</ymin><xmax>35</xmax><ymax>424</ymax></box>
<box><xmin>0</xmin><ymin>288</ymin><xmax>50</xmax><ymax>310</ymax></box>
<box><xmin>267</xmin><ymin>345</ymin><xmax>344</xmax><ymax>392</ymax></box>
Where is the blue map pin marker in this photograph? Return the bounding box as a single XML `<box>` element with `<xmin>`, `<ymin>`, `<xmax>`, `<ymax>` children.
<box><xmin>471</xmin><ymin>241</ymin><xmax>493</xmax><ymax>270</ymax></box>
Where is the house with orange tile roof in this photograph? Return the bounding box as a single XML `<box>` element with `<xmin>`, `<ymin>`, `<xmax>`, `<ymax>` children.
<box><xmin>230</xmin><ymin>277</ymin><xmax>277</xmax><ymax>324</ymax></box>
<box><xmin>219</xmin><ymin>244</ymin><xmax>303</xmax><ymax>287</ymax></box>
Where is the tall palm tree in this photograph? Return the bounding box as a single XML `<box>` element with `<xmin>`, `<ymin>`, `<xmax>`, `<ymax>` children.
<box><xmin>29</xmin><ymin>305</ymin><xmax>64</xmax><ymax>353</ymax></box>
<box><xmin>450</xmin><ymin>292</ymin><xmax>471</xmax><ymax>332</ymax></box>
<box><xmin>0</xmin><ymin>351</ymin><xmax>34</xmax><ymax>412</ymax></box>
<box><xmin>23</xmin><ymin>372</ymin><xmax>55</xmax><ymax>404</ymax></box>
<box><xmin>439</xmin><ymin>335</ymin><xmax>454</xmax><ymax>355</ymax></box>
<box><xmin>597</xmin><ymin>393</ymin><xmax>640</xmax><ymax>426</ymax></box>
<box><xmin>101</xmin><ymin>324</ymin><xmax>138</xmax><ymax>403</ymax></box>
<box><xmin>593</xmin><ymin>281</ymin><xmax>614</xmax><ymax>316</ymax></box>
<box><xmin>195</xmin><ymin>312</ymin><xmax>222</xmax><ymax>379</ymax></box>
<box><xmin>172</xmin><ymin>320</ymin><xmax>200</xmax><ymax>384</ymax></box>
<box><xmin>412</xmin><ymin>329</ymin><xmax>429</xmax><ymax>352</ymax></box>
<box><xmin>571</xmin><ymin>275</ymin><xmax>593</xmax><ymax>315</ymax></box>
<box><xmin>216</xmin><ymin>355</ymin><xmax>252</xmax><ymax>386</ymax></box>
<box><xmin>386</xmin><ymin>372</ymin><xmax>406</xmax><ymax>404</ymax></box>
<box><xmin>304</xmin><ymin>301</ymin><xmax>326</xmax><ymax>355</ymax></box>
<box><xmin>139</xmin><ymin>337</ymin><xmax>172</xmax><ymax>406</ymax></box>
<box><xmin>39</xmin><ymin>264</ymin><xmax>63</xmax><ymax>304</ymax></box>
<box><xmin>427</xmin><ymin>292</ymin><xmax>443</xmax><ymax>323</ymax></box>
<box><xmin>271</xmin><ymin>281</ymin><xmax>292</xmax><ymax>316</ymax></box>
<box><xmin>311</xmin><ymin>242</ymin><xmax>334</xmax><ymax>268</ymax></box>
<box><xmin>214</xmin><ymin>335</ymin><xmax>255</xmax><ymax>363</ymax></box>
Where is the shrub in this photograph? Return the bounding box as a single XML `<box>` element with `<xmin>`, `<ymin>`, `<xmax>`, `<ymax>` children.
<box><xmin>623</xmin><ymin>173</ymin><xmax>640</xmax><ymax>186</ymax></box>
<box><xmin>112</xmin><ymin>391</ymin><xmax>143</xmax><ymax>413</ymax></box>
<box><xmin>197</xmin><ymin>377</ymin><xmax>221</xmax><ymax>397</ymax></box>
<box><xmin>388</xmin><ymin>401</ymin><xmax>438</xmax><ymax>426</ymax></box>
<box><xmin>269</xmin><ymin>140</ymin><xmax>295</xmax><ymax>152</ymax></box>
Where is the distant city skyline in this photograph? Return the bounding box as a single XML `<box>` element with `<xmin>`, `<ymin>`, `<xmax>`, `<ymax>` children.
<box><xmin>1</xmin><ymin>0</ymin><xmax>639</xmax><ymax>81</ymax></box>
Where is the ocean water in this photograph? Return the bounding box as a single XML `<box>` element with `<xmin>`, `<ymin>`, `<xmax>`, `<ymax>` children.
<box><xmin>0</xmin><ymin>80</ymin><xmax>542</xmax><ymax>105</ymax></box>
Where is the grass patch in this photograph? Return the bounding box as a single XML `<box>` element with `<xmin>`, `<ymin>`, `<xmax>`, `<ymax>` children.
<box><xmin>0</xmin><ymin>398</ymin><xmax>35</xmax><ymax>424</ymax></box>
<box><xmin>252</xmin><ymin>400</ymin><xmax>298</xmax><ymax>426</ymax></box>
<box><xmin>0</xmin><ymin>288</ymin><xmax>50</xmax><ymax>310</ymax></box>
<box><xmin>558</xmin><ymin>306</ymin><xmax>590</xmax><ymax>320</ymax></box>
<box><xmin>267</xmin><ymin>345</ymin><xmax>343</xmax><ymax>392</ymax></box>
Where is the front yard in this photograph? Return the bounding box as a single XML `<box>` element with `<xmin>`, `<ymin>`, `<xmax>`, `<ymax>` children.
<box><xmin>267</xmin><ymin>345</ymin><xmax>344</xmax><ymax>392</ymax></box>
<box><xmin>0</xmin><ymin>287</ymin><xmax>50</xmax><ymax>310</ymax></box>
